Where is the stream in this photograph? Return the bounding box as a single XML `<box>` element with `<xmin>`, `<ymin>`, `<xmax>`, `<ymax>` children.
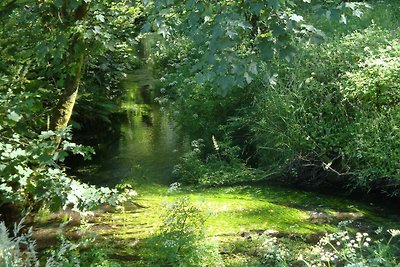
<box><xmin>79</xmin><ymin>67</ymin><xmax>187</xmax><ymax>187</ymax></box>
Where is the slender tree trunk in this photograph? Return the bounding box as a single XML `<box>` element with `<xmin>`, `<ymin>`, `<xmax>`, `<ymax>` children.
<box><xmin>50</xmin><ymin>1</ymin><xmax>89</xmax><ymax>146</ymax></box>
<box><xmin>50</xmin><ymin>36</ymin><xmax>84</xmax><ymax>132</ymax></box>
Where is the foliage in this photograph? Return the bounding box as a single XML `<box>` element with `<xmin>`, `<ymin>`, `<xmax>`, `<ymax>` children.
<box><xmin>0</xmin><ymin>0</ymin><xmax>143</xmax><ymax>215</ymax></box>
<box><xmin>342</xmin><ymin>43</ymin><xmax>400</xmax><ymax>188</ymax></box>
<box><xmin>0</xmin><ymin>76</ymin><xmax>117</xmax><ymax>211</ymax></box>
<box><xmin>0</xmin><ymin>62</ymin><xmax>136</xmax><ymax>213</ymax></box>
<box><xmin>72</xmin><ymin>1</ymin><xmax>144</xmax><ymax>143</ymax></box>
<box><xmin>246</xmin><ymin>24</ymin><xmax>400</xmax><ymax>191</ymax></box>
<box><xmin>257</xmin><ymin>228</ymin><xmax>400</xmax><ymax>267</ymax></box>
<box><xmin>173</xmin><ymin>139</ymin><xmax>263</xmax><ymax>186</ymax></box>
<box><xmin>43</xmin><ymin>235</ymin><xmax>120</xmax><ymax>267</ymax></box>
<box><xmin>0</xmin><ymin>220</ymin><xmax>120</xmax><ymax>267</ymax></box>
<box><xmin>146</xmin><ymin>0</ymin><xmax>367</xmax><ymax>95</ymax></box>
<box><xmin>297</xmin><ymin>228</ymin><xmax>400</xmax><ymax>267</ymax></box>
<box><xmin>218</xmin><ymin>226</ymin><xmax>400</xmax><ymax>267</ymax></box>
<box><xmin>167</xmin><ymin>21</ymin><xmax>400</xmax><ymax>193</ymax></box>
<box><xmin>140</xmin><ymin>197</ymin><xmax>223</xmax><ymax>267</ymax></box>
<box><xmin>146</xmin><ymin>0</ymin><xmax>371</xmax><ymax>188</ymax></box>
<box><xmin>0</xmin><ymin>104</ymin><xmax>121</xmax><ymax>212</ymax></box>
<box><xmin>0</xmin><ymin>219</ymin><xmax>38</xmax><ymax>267</ymax></box>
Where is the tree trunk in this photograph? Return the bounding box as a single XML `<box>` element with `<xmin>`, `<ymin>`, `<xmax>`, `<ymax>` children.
<box><xmin>50</xmin><ymin>36</ymin><xmax>84</xmax><ymax>132</ymax></box>
<box><xmin>50</xmin><ymin>1</ymin><xmax>89</xmax><ymax>146</ymax></box>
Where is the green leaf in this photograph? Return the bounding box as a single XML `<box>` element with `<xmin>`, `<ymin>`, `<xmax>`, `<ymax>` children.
<box><xmin>271</xmin><ymin>24</ymin><xmax>286</xmax><ymax>36</ymax></box>
<box><xmin>249</xmin><ymin>3</ymin><xmax>264</xmax><ymax>15</ymax></box>
<box><xmin>53</xmin><ymin>151</ymin><xmax>69</xmax><ymax>162</ymax></box>
<box><xmin>217</xmin><ymin>75</ymin><xmax>234</xmax><ymax>95</ymax></box>
<box><xmin>264</xmin><ymin>73</ymin><xmax>278</xmax><ymax>87</ymax></box>
<box><xmin>244</xmin><ymin>72</ymin><xmax>253</xmax><ymax>84</ymax></box>
<box><xmin>10</xmin><ymin>148</ymin><xmax>27</xmax><ymax>159</ymax></box>
<box><xmin>258</xmin><ymin>41</ymin><xmax>275</xmax><ymax>61</ymax></box>
<box><xmin>141</xmin><ymin>22</ymin><xmax>151</xmax><ymax>32</ymax></box>
<box><xmin>267</xmin><ymin>0</ymin><xmax>279</xmax><ymax>10</ymax></box>
<box><xmin>7</xmin><ymin>111</ymin><xmax>21</xmax><ymax>122</ymax></box>
<box><xmin>95</xmin><ymin>14</ymin><xmax>105</xmax><ymax>22</ymax></box>
<box><xmin>195</xmin><ymin>72</ymin><xmax>208</xmax><ymax>84</ymax></box>
<box><xmin>353</xmin><ymin>9</ymin><xmax>363</xmax><ymax>18</ymax></box>
<box><xmin>249</xmin><ymin>62</ymin><xmax>258</xmax><ymax>75</ymax></box>
<box><xmin>0</xmin><ymin>184</ymin><xmax>13</xmax><ymax>194</ymax></box>
<box><xmin>39</xmin><ymin>130</ymin><xmax>56</xmax><ymax>139</ymax></box>
<box><xmin>93</xmin><ymin>25</ymin><xmax>102</xmax><ymax>35</ymax></box>
<box><xmin>289</xmin><ymin>14</ymin><xmax>303</xmax><ymax>23</ymax></box>
<box><xmin>326</xmin><ymin>9</ymin><xmax>341</xmax><ymax>21</ymax></box>
<box><xmin>340</xmin><ymin>14</ymin><xmax>347</xmax><ymax>24</ymax></box>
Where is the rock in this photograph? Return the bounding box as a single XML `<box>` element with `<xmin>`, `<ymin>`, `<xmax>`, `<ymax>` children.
<box><xmin>263</xmin><ymin>229</ymin><xmax>280</xmax><ymax>236</ymax></box>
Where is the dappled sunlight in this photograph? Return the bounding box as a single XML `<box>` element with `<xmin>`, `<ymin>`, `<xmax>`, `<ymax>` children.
<box><xmin>87</xmin><ymin>184</ymin><xmax>398</xmax><ymax>243</ymax></box>
<box><xmin>2</xmin><ymin>0</ymin><xmax>400</xmax><ymax>265</ymax></box>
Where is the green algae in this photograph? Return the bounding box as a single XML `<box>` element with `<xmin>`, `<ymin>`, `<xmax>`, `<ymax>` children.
<box><xmin>85</xmin><ymin>182</ymin><xmax>399</xmax><ymax>266</ymax></box>
<box><xmin>95</xmin><ymin>183</ymin><xmax>398</xmax><ymax>242</ymax></box>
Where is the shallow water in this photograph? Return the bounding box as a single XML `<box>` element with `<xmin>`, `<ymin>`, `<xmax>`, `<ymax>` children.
<box><xmin>81</xmin><ymin>68</ymin><xmax>187</xmax><ymax>186</ymax></box>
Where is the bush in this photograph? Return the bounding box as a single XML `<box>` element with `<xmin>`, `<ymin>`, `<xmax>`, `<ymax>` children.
<box><xmin>342</xmin><ymin>44</ymin><xmax>400</xmax><ymax>189</ymax></box>
<box><xmin>0</xmin><ymin>220</ymin><xmax>38</xmax><ymax>267</ymax></box>
<box><xmin>173</xmin><ymin>139</ymin><xmax>263</xmax><ymax>186</ymax></box>
<box><xmin>141</xmin><ymin>197</ymin><xmax>223</xmax><ymax>267</ymax></box>
<box><xmin>249</xmin><ymin>26</ymin><xmax>400</xmax><ymax>192</ymax></box>
<box><xmin>0</xmin><ymin>68</ymin><xmax>126</xmax><ymax>215</ymax></box>
<box><xmin>0</xmin><ymin>219</ymin><xmax>119</xmax><ymax>267</ymax></box>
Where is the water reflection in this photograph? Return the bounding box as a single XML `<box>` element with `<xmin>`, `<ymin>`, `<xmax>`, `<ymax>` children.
<box><xmin>82</xmin><ymin>69</ymin><xmax>187</xmax><ymax>186</ymax></box>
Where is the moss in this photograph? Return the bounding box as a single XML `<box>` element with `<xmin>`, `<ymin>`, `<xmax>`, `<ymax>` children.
<box><xmin>93</xmin><ymin>183</ymin><xmax>398</xmax><ymax>243</ymax></box>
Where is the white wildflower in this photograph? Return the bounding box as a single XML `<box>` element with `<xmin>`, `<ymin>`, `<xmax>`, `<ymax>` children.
<box><xmin>212</xmin><ymin>135</ymin><xmax>219</xmax><ymax>151</ymax></box>
<box><xmin>388</xmin><ymin>229</ymin><xmax>400</xmax><ymax>237</ymax></box>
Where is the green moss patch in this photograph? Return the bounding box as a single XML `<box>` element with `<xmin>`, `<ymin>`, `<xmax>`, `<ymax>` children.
<box><xmin>89</xmin><ymin>183</ymin><xmax>399</xmax><ymax>266</ymax></box>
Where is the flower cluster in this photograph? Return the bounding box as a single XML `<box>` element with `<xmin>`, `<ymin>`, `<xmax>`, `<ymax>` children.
<box><xmin>260</xmin><ymin>235</ymin><xmax>289</xmax><ymax>264</ymax></box>
<box><xmin>167</xmin><ymin>182</ymin><xmax>181</xmax><ymax>193</ymax></box>
<box><xmin>303</xmin><ymin>231</ymin><xmax>374</xmax><ymax>266</ymax></box>
<box><xmin>388</xmin><ymin>229</ymin><xmax>400</xmax><ymax>237</ymax></box>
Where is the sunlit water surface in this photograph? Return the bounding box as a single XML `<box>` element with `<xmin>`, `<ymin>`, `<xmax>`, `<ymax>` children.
<box><xmin>80</xmin><ymin>69</ymin><xmax>187</xmax><ymax>186</ymax></box>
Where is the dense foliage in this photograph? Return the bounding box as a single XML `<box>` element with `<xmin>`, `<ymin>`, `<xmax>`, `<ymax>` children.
<box><xmin>0</xmin><ymin>0</ymin><xmax>143</xmax><ymax>216</ymax></box>
<box><xmin>251</xmin><ymin>25</ymin><xmax>400</xmax><ymax>192</ymax></box>
<box><xmin>0</xmin><ymin>220</ymin><xmax>120</xmax><ymax>266</ymax></box>
<box><xmin>152</xmin><ymin>1</ymin><xmax>400</xmax><ymax>194</ymax></box>
<box><xmin>223</xmin><ymin>226</ymin><xmax>400</xmax><ymax>266</ymax></box>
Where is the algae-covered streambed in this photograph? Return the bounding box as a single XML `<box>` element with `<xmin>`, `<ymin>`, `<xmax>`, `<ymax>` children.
<box><xmin>103</xmin><ymin>183</ymin><xmax>394</xmax><ymax>240</ymax></box>
<box><xmin>32</xmin><ymin>180</ymin><xmax>400</xmax><ymax>265</ymax></box>
<box><xmin>80</xmin><ymin>182</ymin><xmax>398</xmax><ymax>266</ymax></box>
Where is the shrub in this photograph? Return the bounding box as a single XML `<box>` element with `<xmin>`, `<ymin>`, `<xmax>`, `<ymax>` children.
<box><xmin>173</xmin><ymin>139</ymin><xmax>263</xmax><ymax>186</ymax></box>
<box><xmin>0</xmin><ymin>220</ymin><xmax>38</xmax><ymax>267</ymax></box>
<box><xmin>141</xmin><ymin>197</ymin><xmax>223</xmax><ymax>267</ymax></box>
<box><xmin>249</xmin><ymin>26</ymin><xmax>400</xmax><ymax>192</ymax></box>
<box><xmin>0</xmin><ymin>72</ymin><xmax>126</xmax><ymax>214</ymax></box>
<box><xmin>341</xmin><ymin>43</ymin><xmax>400</xmax><ymax>189</ymax></box>
<box><xmin>0</xmin><ymin>219</ymin><xmax>120</xmax><ymax>267</ymax></box>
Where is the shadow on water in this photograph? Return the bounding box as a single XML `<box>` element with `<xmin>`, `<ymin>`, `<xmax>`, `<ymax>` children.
<box><xmin>79</xmin><ymin>68</ymin><xmax>187</xmax><ymax>187</ymax></box>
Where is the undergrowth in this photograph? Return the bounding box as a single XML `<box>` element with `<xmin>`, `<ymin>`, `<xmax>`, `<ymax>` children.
<box><xmin>138</xmin><ymin>197</ymin><xmax>223</xmax><ymax>266</ymax></box>
<box><xmin>0</xmin><ymin>219</ymin><xmax>120</xmax><ymax>267</ymax></box>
